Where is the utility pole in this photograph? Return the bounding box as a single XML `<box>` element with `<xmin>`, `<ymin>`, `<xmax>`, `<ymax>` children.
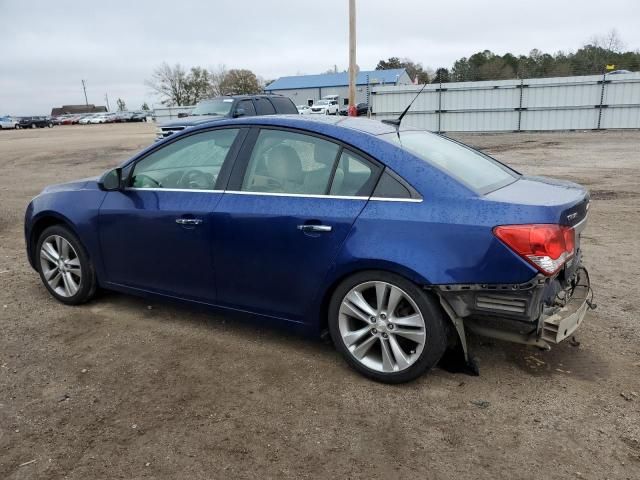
<box><xmin>347</xmin><ymin>0</ymin><xmax>357</xmax><ymax>116</ymax></box>
<box><xmin>104</xmin><ymin>93</ymin><xmax>111</xmax><ymax>112</ymax></box>
<box><xmin>81</xmin><ymin>80</ymin><xmax>88</xmax><ymax>106</ymax></box>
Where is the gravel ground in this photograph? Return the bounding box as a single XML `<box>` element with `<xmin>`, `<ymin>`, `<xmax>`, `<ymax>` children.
<box><xmin>1</xmin><ymin>123</ymin><xmax>639</xmax><ymax>480</ymax></box>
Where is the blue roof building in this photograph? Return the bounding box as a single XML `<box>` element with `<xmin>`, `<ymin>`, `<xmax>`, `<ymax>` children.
<box><xmin>265</xmin><ymin>69</ymin><xmax>412</xmax><ymax>108</ymax></box>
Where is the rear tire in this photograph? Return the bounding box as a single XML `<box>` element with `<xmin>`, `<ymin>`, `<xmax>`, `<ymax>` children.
<box><xmin>328</xmin><ymin>270</ymin><xmax>448</xmax><ymax>383</ymax></box>
<box><xmin>36</xmin><ymin>225</ymin><xmax>97</xmax><ymax>305</ymax></box>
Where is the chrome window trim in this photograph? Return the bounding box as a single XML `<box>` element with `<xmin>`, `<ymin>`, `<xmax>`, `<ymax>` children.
<box><xmin>369</xmin><ymin>196</ymin><xmax>423</xmax><ymax>203</ymax></box>
<box><xmin>124</xmin><ymin>187</ymin><xmax>423</xmax><ymax>202</ymax></box>
<box><xmin>224</xmin><ymin>190</ymin><xmax>366</xmax><ymax>200</ymax></box>
<box><xmin>126</xmin><ymin>187</ymin><xmax>224</xmax><ymax>194</ymax></box>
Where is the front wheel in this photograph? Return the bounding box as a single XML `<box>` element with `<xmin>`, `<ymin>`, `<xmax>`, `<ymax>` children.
<box><xmin>36</xmin><ymin>225</ymin><xmax>97</xmax><ymax>305</ymax></box>
<box><xmin>328</xmin><ymin>271</ymin><xmax>448</xmax><ymax>383</ymax></box>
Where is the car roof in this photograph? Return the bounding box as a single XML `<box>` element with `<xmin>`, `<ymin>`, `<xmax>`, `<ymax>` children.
<box><xmin>191</xmin><ymin>114</ymin><xmax>400</xmax><ymax>137</ymax></box>
<box><xmin>199</xmin><ymin>94</ymin><xmax>289</xmax><ymax>101</ymax></box>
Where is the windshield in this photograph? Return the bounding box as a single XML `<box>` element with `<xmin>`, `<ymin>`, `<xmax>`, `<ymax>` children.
<box><xmin>315</xmin><ymin>100</ymin><xmax>329</xmax><ymax>105</ymax></box>
<box><xmin>382</xmin><ymin>131</ymin><xmax>518</xmax><ymax>193</ymax></box>
<box><xmin>191</xmin><ymin>99</ymin><xmax>234</xmax><ymax>116</ymax></box>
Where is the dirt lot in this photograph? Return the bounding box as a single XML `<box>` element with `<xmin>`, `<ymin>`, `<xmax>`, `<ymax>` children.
<box><xmin>1</xmin><ymin>123</ymin><xmax>639</xmax><ymax>479</ymax></box>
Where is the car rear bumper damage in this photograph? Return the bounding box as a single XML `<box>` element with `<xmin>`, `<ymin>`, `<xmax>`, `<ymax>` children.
<box><xmin>432</xmin><ymin>265</ymin><xmax>594</xmax><ymax>352</ymax></box>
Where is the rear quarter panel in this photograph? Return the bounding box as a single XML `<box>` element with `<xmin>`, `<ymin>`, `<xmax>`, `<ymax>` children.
<box><xmin>327</xmin><ymin>198</ymin><xmax>539</xmax><ymax>290</ymax></box>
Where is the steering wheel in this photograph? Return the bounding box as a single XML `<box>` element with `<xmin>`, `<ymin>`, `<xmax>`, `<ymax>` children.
<box><xmin>179</xmin><ymin>169</ymin><xmax>214</xmax><ymax>190</ymax></box>
<box><xmin>134</xmin><ymin>174</ymin><xmax>162</xmax><ymax>188</ymax></box>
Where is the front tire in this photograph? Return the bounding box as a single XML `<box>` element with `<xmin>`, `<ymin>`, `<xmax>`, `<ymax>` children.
<box><xmin>328</xmin><ymin>271</ymin><xmax>447</xmax><ymax>383</ymax></box>
<box><xmin>36</xmin><ymin>225</ymin><xmax>97</xmax><ymax>305</ymax></box>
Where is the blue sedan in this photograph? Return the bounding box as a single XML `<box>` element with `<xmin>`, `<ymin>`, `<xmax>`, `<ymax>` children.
<box><xmin>24</xmin><ymin>116</ymin><xmax>592</xmax><ymax>383</ymax></box>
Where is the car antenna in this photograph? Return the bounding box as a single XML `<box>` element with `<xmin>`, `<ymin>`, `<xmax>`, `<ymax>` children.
<box><xmin>381</xmin><ymin>81</ymin><xmax>428</xmax><ymax>137</ymax></box>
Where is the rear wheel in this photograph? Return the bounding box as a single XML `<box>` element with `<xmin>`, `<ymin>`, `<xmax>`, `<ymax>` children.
<box><xmin>328</xmin><ymin>271</ymin><xmax>447</xmax><ymax>383</ymax></box>
<box><xmin>36</xmin><ymin>225</ymin><xmax>97</xmax><ymax>305</ymax></box>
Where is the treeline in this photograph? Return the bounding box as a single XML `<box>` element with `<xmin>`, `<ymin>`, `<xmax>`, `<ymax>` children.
<box><xmin>377</xmin><ymin>31</ymin><xmax>640</xmax><ymax>84</ymax></box>
<box><xmin>146</xmin><ymin>63</ymin><xmax>264</xmax><ymax>106</ymax></box>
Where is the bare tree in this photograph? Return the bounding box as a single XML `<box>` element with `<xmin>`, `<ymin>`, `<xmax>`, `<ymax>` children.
<box><xmin>116</xmin><ymin>98</ymin><xmax>126</xmax><ymax>112</ymax></box>
<box><xmin>145</xmin><ymin>63</ymin><xmax>190</xmax><ymax>106</ymax></box>
<box><xmin>590</xmin><ymin>29</ymin><xmax>625</xmax><ymax>53</ymax></box>
<box><xmin>208</xmin><ymin>65</ymin><xmax>228</xmax><ymax>97</ymax></box>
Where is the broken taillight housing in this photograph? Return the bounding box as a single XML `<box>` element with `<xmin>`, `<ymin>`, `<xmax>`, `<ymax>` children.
<box><xmin>493</xmin><ymin>224</ymin><xmax>575</xmax><ymax>275</ymax></box>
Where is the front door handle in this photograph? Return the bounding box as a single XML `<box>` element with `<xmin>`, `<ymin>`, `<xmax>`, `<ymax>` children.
<box><xmin>297</xmin><ymin>224</ymin><xmax>332</xmax><ymax>233</ymax></box>
<box><xmin>176</xmin><ymin>218</ymin><xmax>203</xmax><ymax>226</ymax></box>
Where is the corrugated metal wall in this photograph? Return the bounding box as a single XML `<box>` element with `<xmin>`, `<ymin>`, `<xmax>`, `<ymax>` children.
<box><xmin>371</xmin><ymin>73</ymin><xmax>640</xmax><ymax>132</ymax></box>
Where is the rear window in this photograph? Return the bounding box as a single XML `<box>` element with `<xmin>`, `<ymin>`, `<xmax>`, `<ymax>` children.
<box><xmin>382</xmin><ymin>131</ymin><xmax>518</xmax><ymax>193</ymax></box>
<box><xmin>270</xmin><ymin>97</ymin><xmax>298</xmax><ymax>114</ymax></box>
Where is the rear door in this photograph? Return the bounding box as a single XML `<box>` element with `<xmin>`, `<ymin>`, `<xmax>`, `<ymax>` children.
<box><xmin>212</xmin><ymin>127</ymin><xmax>381</xmax><ymax>322</ymax></box>
<box><xmin>98</xmin><ymin>127</ymin><xmax>246</xmax><ymax>302</ymax></box>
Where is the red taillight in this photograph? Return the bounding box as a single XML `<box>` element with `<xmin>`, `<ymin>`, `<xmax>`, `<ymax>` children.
<box><xmin>493</xmin><ymin>224</ymin><xmax>575</xmax><ymax>275</ymax></box>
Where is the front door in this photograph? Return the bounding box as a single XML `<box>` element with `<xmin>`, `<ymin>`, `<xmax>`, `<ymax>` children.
<box><xmin>98</xmin><ymin>127</ymin><xmax>245</xmax><ymax>302</ymax></box>
<box><xmin>213</xmin><ymin>127</ymin><xmax>381</xmax><ymax>322</ymax></box>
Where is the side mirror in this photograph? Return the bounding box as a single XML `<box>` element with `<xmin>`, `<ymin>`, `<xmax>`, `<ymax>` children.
<box><xmin>233</xmin><ymin>108</ymin><xmax>246</xmax><ymax>118</ymax></box>
<box><xmin>177</xmin><ymin>112</ymin><xmax>188</xmax><ymax>118</ymax></box>
<box><xmin>98</xmin><ymin>168</ymin><xmax>123</xmax><ymax>191</ymax></box>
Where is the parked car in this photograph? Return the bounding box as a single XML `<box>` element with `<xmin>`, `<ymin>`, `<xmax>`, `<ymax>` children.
<box><xmin>84</xmin><ymin>113</ymin><xmax>113</xmax><ymax>124</ymax></box>
<box><xmin>309</xmin><ymin>96</ymin><xmax>340</xmax><ymax>115</ymax></box>
<box><xmin>0</xmin><ymin>116</ymin><xmax>19</xmax><ymax>129</ymax></box>
<box><xmin>156</xmin><ymin>94</ymin><xmax>298</xmax><ymax>140</ymax></box>
<box><xmin>78</xmin><ymin>114</ymin><xmax>97</xmax><ymax>125</ymax></box>
<box><xmin>129</xmin><ymin>111</ymin><xmax>148</xmax><ymax>122</ymax></box>
<box><xmin>339</xmin><ymin>103</ymin><xmax>370</xmax><ymax>116</ymax></box>
<box><xmin>18</xmin><ymin>116</ymin><xmax>53</xmax><ymax>128</ymax></box>
<box><xmin>59</xmin><ymin>115</ymin><xmax>82</xmax><ymax>125</ymax></box>
<box><xmin>113</xmin><ymin>112</ymin><xmax>132</xmax><ymax>122</ymax></box>
<box><xmin>24</xmin><ymin>116</ymin><xmax>592</xmax><ymax>383</ymax></box>
<box><xmin>296</xmin><ymin>105</ymin><xmax>311</xmax><ymax>115</ymax></box>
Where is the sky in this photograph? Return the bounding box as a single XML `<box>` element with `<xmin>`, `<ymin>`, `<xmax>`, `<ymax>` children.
<box><xmin>1</xmin><ymin>0</ymin><xmax>639</xmax><ymax>115</ymax></box>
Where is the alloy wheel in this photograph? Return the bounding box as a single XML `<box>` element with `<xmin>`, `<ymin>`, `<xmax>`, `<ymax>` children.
<box><xmin>338</xmin><ymin>281</ymin><xmax>427</xmax><ymax>373</ymax></box>
<box><xmin>39</xmin><ymin>235</ymin><xmax>82</xmax><ymax>297</ymax></box>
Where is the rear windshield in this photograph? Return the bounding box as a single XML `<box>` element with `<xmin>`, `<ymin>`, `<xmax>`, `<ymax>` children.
<box><xmin>381</xmin><ymin>131</ymin><xmax>518</xmax><ymax>193</ymax></box>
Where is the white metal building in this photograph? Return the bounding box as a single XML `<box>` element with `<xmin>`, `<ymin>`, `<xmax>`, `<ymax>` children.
<box><xmin>264</xmin><ymin>69</ymin><xmax>412</xmax><ymax>108</ymax></box>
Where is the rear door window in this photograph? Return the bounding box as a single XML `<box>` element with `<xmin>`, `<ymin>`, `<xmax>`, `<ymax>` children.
<box><xmin>240</xmin><ymin>129</ymin><xmax>339</xmax><ymax>195</ymax></box>
<box><xmin>270</xmin><ymin>97</ymin><xmax>298</xmax><ymax>114</ymax></box>
<box><xmin>254</xmin><ymin>98</ymin><xmax>276</xmax><ymax>115</ymax></box>
<box><xmin>329</xmin><ymin>150</ymin><xmax>381</xmax><ymax>197</ymax></box>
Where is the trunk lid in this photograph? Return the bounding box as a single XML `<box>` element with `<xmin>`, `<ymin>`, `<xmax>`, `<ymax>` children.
<box><xmin>486</xmin><ymin>175</ymin><xmax>590</xmax><ymax>227</ymax></box>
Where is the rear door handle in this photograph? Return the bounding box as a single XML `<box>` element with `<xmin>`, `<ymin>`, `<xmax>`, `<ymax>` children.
<box><xmin>297</xmin><ymin>224</ymin><xmax>332</xmax><ymax>232</ymax></box>
<box><xmin>176</xmin><ymin>218</ymin><xmax>203</xmax><ymax>225</ymax></box>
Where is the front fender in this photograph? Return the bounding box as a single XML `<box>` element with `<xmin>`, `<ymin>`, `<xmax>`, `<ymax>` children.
<box><xmin>25</xmin><ymin>188</ymin><xmax>107</xmax><ymax>277</ymax></box>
